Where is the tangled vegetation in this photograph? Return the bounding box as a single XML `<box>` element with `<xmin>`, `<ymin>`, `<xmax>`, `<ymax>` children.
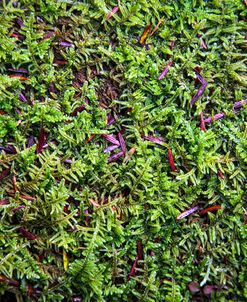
<box><xmin>0</xmin><ymin>0</ymin><xmax>246</xmax><ymax>301</ymax></box>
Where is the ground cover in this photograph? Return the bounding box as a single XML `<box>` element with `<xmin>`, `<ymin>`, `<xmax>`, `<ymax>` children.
<box><xmin>0</xmin><ymin>0</ymin><xmax>246</xmax><ymax>301</ymax></box>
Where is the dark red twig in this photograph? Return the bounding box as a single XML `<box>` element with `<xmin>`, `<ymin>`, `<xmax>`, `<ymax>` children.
<box><xmin>217</xmin><ymin>170</ymin><xmax>225</xmax><ymax>179</ymax></box>
<box><xmin>0</xmin><ymin>169</ymin><xmax>10</xmax><ymax>182</ymax></box>
<box><xmin>36</xmin><ymin>127</ymin><xmax>46</xmax><ymax>154</ymax></box>
<box><xmin>19</xmin><ymin>228</ymin><xmax>37</xmax><ymax>240</ymax></box>
<box><xmin>20</xmin><ymin>195</ymin><xmax>35</xmax><ymax>201</ymax></box>
<box><xmin>168</xmin><ymin>149</ymin><xmax>177</xmax><ymax>172</ymax></box>
<box><xmin>0</xmin><ymin>199</ymin><xmax>9</xmax><ymax>205</ymax></box>
<box><xmin>13</xmin><ymin>175</ymin><xmax>18</xmax><ymax>193</ymax></box>
<box><xmin>71</xmin><ymin>105</ymin><xmax>85</xmax><ymax>116</ymax></box>
<box><xmin>200</xmin><ymin>112</ymin><xmax>206</xmax><ymax>131</ymax></box>
<box><xmin>128</xmin><ymin>256</ymin><xmax>139</xmax><ymax>280</ymax></box>
<box><xmin>199</xmin><ymin>205</ymin><xmax>221</xmax><ymax>216</ymax></box>
<box><xmin>137</xmin><ymin>241</ymin><xmax>143</xmax><ymax>260</ymax></box>
<box><xmin>0</xmin><ymin>275</ymin><xmax>20</xmax><ymax>287</ymax></box>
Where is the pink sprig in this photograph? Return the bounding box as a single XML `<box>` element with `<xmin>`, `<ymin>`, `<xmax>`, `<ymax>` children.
<box><xmin>106</xmin><ymin>6</ymin><xmax>119</xmax><ymax>21</ymax></box>
<box><xmin>177</xmin><ymin>206</ymin><xmax>199</xmax><ymax>220</ymax></box>
<box><xmin>143</xmin><ymin>135</ymin><xmax>165</xmax><ymax>145</ymax></box>
<box><xmin>200</xmin><ymin>112</ymin><xmax>206</xmax><ymax>131</ymax></box>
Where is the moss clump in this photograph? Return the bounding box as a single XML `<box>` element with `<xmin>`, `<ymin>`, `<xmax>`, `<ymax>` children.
<box><xmin>0</xmin><ymin>0</ymin><xmax>246</xmax><ymax>301</ymax></box>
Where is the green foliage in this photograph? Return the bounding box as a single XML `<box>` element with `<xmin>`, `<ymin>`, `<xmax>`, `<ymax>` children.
<box><xmin>0</xmin><ymin>0</ymin><xmax>246</xmax><ymax>301</ymax></box>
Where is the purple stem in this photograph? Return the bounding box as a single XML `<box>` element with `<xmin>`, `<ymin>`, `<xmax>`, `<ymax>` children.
<box><xmin>18</xmin><ymin>92</ymin><xmax>27</xmax><ymax>102</ymax></box>
<box><xmin>84</xmin><ymin>209</ymin><xmax>90</xmax><ymax>225</ymax></box>
<box><xmin>190</xmin><ymin>73</ymin><xmax>208</xmax><ymax>106</ymax></box>
<box><xmin>36</xmin><ymin>16</ymin><xmax>44</xmax><ymax>23</ymax></box>
<box><xmin>49</xmin><ymin>82</ymin><xmax>56</xmax><ymax>93</ymax></box>
<box><xmin>27</xmin><ymin>136</ymin><xmax>35</xmax><ymax>148</ymax></box>
<box><xmin>8</xmin><ymin>68</ymin><xmax>28</xmax><ymax>74</ymax></box>
<box><xmin>188</xmin><ymin>282</ymin><xmax>200</xmax><ymax>294</ymax></box>
<box><xmin>143</xmin><ymin>135</ymin><xmax>165</xmax><ymax>145</ymax></box>
<box><xmin>102</xmin><ymin>134</ymin><xmax>120</xmax><ymax>146</ymax></box>
<box><xmin>64</xmin><ymin>159</ymin><xmax>73</xmax><ymax>164</ymax></box>
<box><xmin>170</xmin><ymin>40</ymin><xmax>176</xmax><ymax>50</ymax></box>
<box><xmin>19</xmin><ymin>228</ymin><xmax>37</xmax><ymax>240</ymax></box>
<box><xmin>43</xmin><ymin>32</ymin><xmax>56</xmax><ymax>40</ymax></box>
<box><xmin>64</xmin><ymin>204</ymin><xmax>70</xmax><ymax>214</ymax></box>
<box><xmin>107</xmin><ymin>117</ymin><xmax>115</xmax><ymax>126</ymax></box>
<box><xmin>118</xmin><ymin>132</ymin><xmax>126</xmax><ymax>154</ymax></box>
<box><xmin>203</xmin><ymin>285</ymin><xmax>217</xmax><ymax>295</ymax></box>
<box><xmin>0</xmin><ymin>199</ymin><xmax>9</xmax><ymax>205</ymax></box>
<box><xmin>107</xmin><ymin>113</ymin><xmax>116</xmax><ymax>125</ymax></box>
<box><xmin>12</xmin><ymin>206</ymin><xmax>26</xmax><ymax>213</ymax></box>
<box><xmin>0</xmin><ymin>169</ymin><xmax>10</xmax><ymax>182</ymax></box>
<box><xmin>60</xmin><ymin>42</ymin><xmax>73</xmax><ymax>47</ymax></box>
<box><xmin>16</xmin><ymin>18</ymin><xmax>24</xmax><ymax>28</ymax></box>
<box><xmin>142</xmin><ymin>43</ymin><xmax>150</xmax><ymax>51</ymax></box>
<box><xmin>233</xmin><ymin>99</ymin><xmax>247</xmax><ymax>110</ymax></box>
<box><xmin>103</xmin><ymin>144</ymin><xmax>119</xmax><ymax>153</ymax></box>
<box><xmin>158</xmin><ymin>61</ymin><xmax>173</xmax><ymax>80</ymax></box>
<box><xmin>107</xmin><ymin>151</ymin><xmax>124</xmax><ymax>163</ymax></box>
<box><xmin>0</xmin><ymin>145</ymin><xmax>16</xmax><ymax>154</ymax></box>
<box><xmin>196</xmin><ymin>73</ymin><xmax>207</xmax><ymax>85</ymax></box>
<box><xmin>177</xmin><ymin>206</ymin><xmax>199</xmax><ymax>220</ymax></box>
<box><xmin>204</xmin><ymin>112</ymin><xmax>225</xmax><ymax>124</ymax></box>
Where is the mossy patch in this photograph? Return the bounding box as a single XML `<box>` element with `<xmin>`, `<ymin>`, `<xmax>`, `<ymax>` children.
<box><xmin>0</xmin><ymin>0</ymin><xmax>246</xmax><ymax>301</ymax></box>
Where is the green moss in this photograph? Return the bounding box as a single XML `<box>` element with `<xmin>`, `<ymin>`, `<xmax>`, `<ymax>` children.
<box><xmin>0</xmin><ymin>0</ymin><xmax>246</xmax><ymax>301</ymax></box>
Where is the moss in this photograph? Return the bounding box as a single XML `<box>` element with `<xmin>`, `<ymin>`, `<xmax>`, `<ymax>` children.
<box><xmin>0</xmin><ymin>0</ymin><xmax>246</xmax><ymax>301</ymax></box>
